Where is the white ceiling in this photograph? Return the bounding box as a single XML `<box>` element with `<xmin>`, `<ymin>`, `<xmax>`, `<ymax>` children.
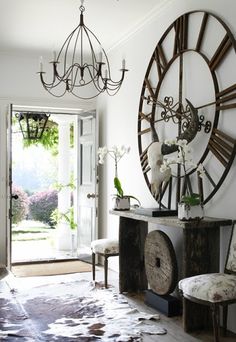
<box><xmin>0</xmin><ymin>0</ymin><xmax>164</xmax><ymax>55</ymax></box>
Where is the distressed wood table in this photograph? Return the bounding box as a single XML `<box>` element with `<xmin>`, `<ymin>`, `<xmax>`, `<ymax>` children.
<box><xmin>110</xmin><ymin>210</ymin><xmax>232</xmax><ymax>332</ymax></box>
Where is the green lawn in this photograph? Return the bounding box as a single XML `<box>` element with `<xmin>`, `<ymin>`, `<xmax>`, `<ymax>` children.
<box><xmin>12</xmin><ymin>220</ymin><xmax>55</xmax><ymax>241</ymax></box>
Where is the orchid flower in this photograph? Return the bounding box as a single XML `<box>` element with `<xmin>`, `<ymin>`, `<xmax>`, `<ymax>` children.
<box><xmin>161</xmin><ymin>139</ymin><xmax>205</xmax><ymax>205</ymax></box>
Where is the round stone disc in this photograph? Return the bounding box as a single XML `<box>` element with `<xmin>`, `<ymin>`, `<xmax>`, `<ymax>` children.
<box><xmin>145</xmin><ymin>230</ymin><xmax>178</xmax><ymax>295</ymax></box>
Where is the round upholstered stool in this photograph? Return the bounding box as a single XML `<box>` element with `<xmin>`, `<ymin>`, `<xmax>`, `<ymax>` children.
<box><xmin>91</xmin><ymin>239</ymin><xmax>119</xmax><ymax>288</ymax></box>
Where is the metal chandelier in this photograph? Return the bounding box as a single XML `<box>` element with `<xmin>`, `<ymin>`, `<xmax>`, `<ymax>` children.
<box><xmin>38</xmin><ymin>0</ymin><xmax>128</xmax><ymax>100</ymax></box>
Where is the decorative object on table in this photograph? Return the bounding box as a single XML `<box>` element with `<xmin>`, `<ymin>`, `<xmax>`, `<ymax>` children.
<box><xmin>179</xmin><ymin>220</ymin><xmax>236</xmax><ymax>342</ymax></box>
<box><xmin>137</xmin><ymin>10</ymin><xmax>236</xmax><ymax>211</ymax></box>
<box><xmin>134</xmin><ymin>206</ymin><xmax>177</xmax><ymax>217</ymax></box>
<box><xmin>144</xmin><ymin>230</ymin><xmax>181</xmax><ymax>317</ymax></box>
<box><xmin>1</xmin><ymin>279</ymin><xmax>167</xmax><ymax>340</ymax></box>
<box><xmin>38</xmin><ymin>0</ymin><xmax>128</xmax><ymax>100</ymax></box>
<box><xmin>159</xmin><ymin>138</ymin><xmax>205</xmax><ymax>220</ymax></box>
<box><xmin>91</xmin><ymin>238</ymin><xmax>119</xmax><ymax>288</ymax></box>
<box><xmin>98</xmin><ymin>145</ymin><xmax>140</xmax><ymax>210</ymax></box>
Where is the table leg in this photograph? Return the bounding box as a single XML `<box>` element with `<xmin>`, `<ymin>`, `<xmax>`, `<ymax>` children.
<box><xmin>182</xmin><ymin>226</ymin><xmax>220</xmax><ymax>331</ymax></box>
<box><xmin>119</xmin><ymin>217</ymin><xmax>148</xmax><ymax>293</ymax></box>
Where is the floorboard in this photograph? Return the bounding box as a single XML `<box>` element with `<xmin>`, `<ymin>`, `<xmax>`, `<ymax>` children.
<box><xmin>1</xmin><ymin>266</ymin><xmax>236</xmax><ymax>342</ymax></box>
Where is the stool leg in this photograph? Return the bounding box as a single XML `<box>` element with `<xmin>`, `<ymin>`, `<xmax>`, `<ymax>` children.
<box><xmin>211</xmin><ymin>304</ymin><xmax>220</xmax><ymax>342</ymax></box>
<box><xmin>92</xmin><ymin>252</ymin><xmax>96</xmax><ymax>281</ymax></box>
<box><xmin>104</xmin><ymin>255</ymin><xmax>108</xmax><ymax>288</ymax></box>
<box><xmin>223</xmin><ymin>305</ymin><xmax>228</xmax><ymax>336</ymax></box>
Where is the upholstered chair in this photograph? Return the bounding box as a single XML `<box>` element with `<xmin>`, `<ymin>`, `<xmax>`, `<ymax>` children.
<box><xmin>91</xmin><ymin>239</ymin><xmax>119</xmax><ymax>288</ymax></box>
<box><xmin>179</xmin><ymin>221</ymin><xmax>236</xmax><ymax>342</ymax></box>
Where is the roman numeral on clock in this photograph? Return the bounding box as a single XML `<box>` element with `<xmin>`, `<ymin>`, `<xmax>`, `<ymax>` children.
<box><xmin>154</xmin><ymin>44</ymin><xmax>167</xmax><ymax>79</ymax></box>
<box><xmin>139</xmin><ymin>149</ymin><xmax>150</xmax><ymax>175</ymax></box>
<box><xmin>144</xmin><ymin>78</ymin><xmax>155</xmax><ymax>100</ymax></box>
<box><xmin>216</xmin><ymin>83</ymin><xmax>236</xmax><ymax>111</ymax></box>
<box><xmin>173</xmin><ymin>13</ymin><xmax>188</xmax><ymax>55</ymax></box>
<box><xmin>209</xmin><ymin>34</ymin><xmax>232</xmax><ymax>71</ymax></box>
<box><xmin>208</xmin><ymin>128</ymin><xmax>236</xmax><ymax>167</ymax></box>
<box><xmin>196</xmin><ymin>12</ymin><xmax>209</xmax><ymax>52</ymax></box>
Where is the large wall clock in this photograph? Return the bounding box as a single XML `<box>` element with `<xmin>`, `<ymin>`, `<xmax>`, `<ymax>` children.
<box><xmin>138</xmin><ymin>10</ymin><xmax>236</xmax><ymax>209</ymax></box>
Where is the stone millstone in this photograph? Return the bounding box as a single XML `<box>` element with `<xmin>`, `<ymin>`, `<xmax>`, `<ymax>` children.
<box><xmin>145</xmin><ymin>230</ymin><xmax>178</xmax><ymax>295</ymax></box>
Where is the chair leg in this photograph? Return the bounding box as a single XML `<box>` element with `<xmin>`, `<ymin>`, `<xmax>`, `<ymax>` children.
<box><xmin>211</xmin><ymin>304</ymin><xmax>220</xmax><ymax>342</ymax></box>
<box><xmin>92</xmin><ymin>252</ymin><xmax>96</xmax><ymax>281</ymax></box>
<box><xmin>104</xmin><ymin>255</ymin><xmax>108</xmax><ymax>288</ymax></box>
<box><xmin>223</xmin><ymin>305</ymin><xmax>228</xmax><ymax>337</ymax></box>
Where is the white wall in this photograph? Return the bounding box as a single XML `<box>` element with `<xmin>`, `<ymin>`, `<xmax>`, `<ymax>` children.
<box><xmin>97</xmin><ymin>0</ymin><xmax>236</xmax><ymax>333</ymax></box>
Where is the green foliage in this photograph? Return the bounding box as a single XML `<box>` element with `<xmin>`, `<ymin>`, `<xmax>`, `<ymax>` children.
<box><xmin>22</xmin><ymin>121</ymin><xmax>74</xmax><ymax>156</ymax></box>
<box><xmin>53</xmin><ymin>177</ymin><xmax>76</xmax><ymax>192</ymax></box>
<box><xmin>12</xmin><ymin>185</ymin><xmax>29</xmax><ymax>224</ymax></box>
<box><xmin>114</xmin><ymin>177</ymin><xmax>124</xmax><ymax>197</ymax></box>
<box><xmin>50</xmin><ymin>207</ymin><xmax>77</xmax><ymax>230</ymax></box>
<box><xmin>23</xmin><ymin>123</ymin><xmax>59</xmax><ymax>156</ymax></box>
<box><xmin>181</xmin><ymin>193</ymin><xmax>201</xmax><ymax>206</ymax></box>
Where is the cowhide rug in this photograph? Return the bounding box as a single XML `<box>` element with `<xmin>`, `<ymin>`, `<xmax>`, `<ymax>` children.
<box><xmin>0</xmin><ymin>279</ymin><xmax>167</xmax><ymax>341</ymax></box>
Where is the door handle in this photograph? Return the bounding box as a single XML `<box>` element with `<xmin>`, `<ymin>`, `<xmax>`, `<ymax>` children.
<box><xmin>87</xmin><ymin>193</ymin><xmax>97</xmax><ymax>199</ymax></box>
<box><xmin>11</xmin><ymin>194</ymin><xmax>19</xmax><ymax>200</ymax></box>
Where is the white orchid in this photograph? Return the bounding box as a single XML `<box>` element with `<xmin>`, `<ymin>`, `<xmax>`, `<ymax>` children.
<box><xmin>97</xmin><ymin>146</ymin><xmax>108</xmax><ymax>164</ymax></box>
<box><xmin>161</xmin><ymin>139</ymin><xmax>205</xmax><ymax>205</ymax></box>
<box><xmin>97</xmin><ymin>145</ymin><xmax>130</xmax><ymax>197</ymax></box>
<box><xmin>196</xmin><ymin>163</ymin><xmax>205</xmax><ymax>178</ymax></box>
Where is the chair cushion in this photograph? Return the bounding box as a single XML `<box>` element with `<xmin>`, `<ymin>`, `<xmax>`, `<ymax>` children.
<box><xmin>179</xmin><ymin>273</ymin><xmax>236</xmax><ymax>303</ymax></box>
<box><xmin>91</xmin><ymin>239</ymin><xmax>119</xmax><ymax>254</ymax></box>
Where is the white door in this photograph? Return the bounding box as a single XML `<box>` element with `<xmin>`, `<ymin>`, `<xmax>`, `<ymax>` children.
<box><xmin>77</xmin><ymin>111</ymin><xmax>98</xmax><ymax>261</ymax></box>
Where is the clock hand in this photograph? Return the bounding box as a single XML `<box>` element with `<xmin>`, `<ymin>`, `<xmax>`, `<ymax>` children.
<box><xmin>177</xmin><ymin>52</ymin><xmax>184</xmax><ymax>137</ymax></box>
<box><xmin>196</xmin><ymin>99</ymin><xmax>217</xmax><ymax>110</ymax></box>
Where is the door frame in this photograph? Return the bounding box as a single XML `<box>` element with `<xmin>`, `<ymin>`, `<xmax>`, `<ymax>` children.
<box><xmin>7</xmin><ymin>105</ymin><xmax>98</xmax><ymax>266</ymax></box>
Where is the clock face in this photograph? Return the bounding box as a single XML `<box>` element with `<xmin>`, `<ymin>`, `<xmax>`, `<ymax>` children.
<box><xmin>138</xmin><ymin>11</ymin><xmax>236</xmax><ymax>208</ymax></box>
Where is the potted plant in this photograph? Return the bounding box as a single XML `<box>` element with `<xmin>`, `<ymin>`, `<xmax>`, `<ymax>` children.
<box><xmin>98</xmin><ymin>145</ymin><xmax>140</xmax><ymax>210</ymax></box>
<box><xmin>160</xmin><ymin>139</ymin><xmax>205</xmax><ymax>220</ymax></box>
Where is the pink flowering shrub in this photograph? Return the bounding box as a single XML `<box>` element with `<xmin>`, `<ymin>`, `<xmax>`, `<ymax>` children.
<box><xmin>29</xmin><ymin>190</ymin><xmax>58</xmax><ymax>226</ymax></box>
<box><xmin>12</xmin><ymin>185</ymin><xmax>29</xmax><ymax>224</ymax></box>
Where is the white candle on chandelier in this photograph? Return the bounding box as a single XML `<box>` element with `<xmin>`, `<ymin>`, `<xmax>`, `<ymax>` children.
<box><xmin>122</xmin><ymin>59</ymin><xmax>126</xmax><ymax>69</ymax></box>
<box><xmin>104</xmin><ymin>69</ymin><xmax>108</xmax><ymax>79</ymax></box>
<box><xmin>98</xmin><ymin>51</ymin><xmax>102</xmax><ymax>63</ymax></box>
<box><xmin>53</xmin><ymin>50</ymin><xmax>57</xmax><ymax>62</ymax></box>
<box><xmin>39</xmin><ymin>56</ymin><xmax>43</xmax><ymax>72</ymax></box>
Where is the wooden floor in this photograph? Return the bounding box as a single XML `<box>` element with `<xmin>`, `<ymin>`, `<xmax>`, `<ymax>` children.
<box><xmin>1</xmin><ymin>266</ymin><xmax>236</xmax><ymax>342</ymax></box>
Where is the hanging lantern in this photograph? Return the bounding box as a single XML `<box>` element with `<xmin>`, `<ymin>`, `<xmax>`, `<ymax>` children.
<box><xmin>15</xmin><ymin>112</ymin><xmax>50</xmax><ymax>140</ymax></box>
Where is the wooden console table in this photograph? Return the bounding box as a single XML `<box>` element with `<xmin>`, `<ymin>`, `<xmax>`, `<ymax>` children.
<box><xmin>110</xmin><ymin>210</ymin><xmax>232</xmax><ymax>331</ymax></box>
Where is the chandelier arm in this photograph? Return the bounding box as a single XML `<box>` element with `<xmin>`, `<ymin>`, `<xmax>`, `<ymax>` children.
<box><xmin>40</xmin><ymin>68</ymin><xmax>72</xmax><ymax>95</ymax></box>
<box><xmin>83</xmin><ymin>65</ymin><xmax>107</xmax><ymax>92</ymax></box>
<box><xmin>39</xmin><ymin>72</ymin><xmax>60</xmax><ymax>88</ymax></box>
<box><xmin>57</xmin><ymin>25</ymin><xmax>79</xmax><ymax>62</ymax></box>
<box><xmin>82</xmin><ymin>26</ymin><xmax>100</xmax><ymax>70</ymax></box>
<box><xmin>106</xmin><ymin>72</ymin><xmax>126</xmax><ymax>87</ymax></box>
<box><xmin>83</xmin><ymin>24</ymin><xmax>110</xmax><ymax>72</ymax></box>
<box><xmin>70</xmin><ymin>26</ymin><xmax>82</xmax><ymax>83</ymax></box>
<box><xmin>41</xmin><ymin>82</ymin><xmax>68</xmax><ymax>98</ymax></box>
<box><xmin>71</xmin><ymin>63</ymin><xmax>98</xmax><ymax>87</ymax></box>
<box><xmin>106</xmin><ymin>86</ymin><xmax>123</xmax><ymax>96</ymax></box>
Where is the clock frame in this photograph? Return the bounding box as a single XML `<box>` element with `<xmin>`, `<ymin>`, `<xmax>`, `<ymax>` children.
<box><xmin>138</xmin><ymin>10</ymin><xmax>236</xmax><ymax>209</ymax></box>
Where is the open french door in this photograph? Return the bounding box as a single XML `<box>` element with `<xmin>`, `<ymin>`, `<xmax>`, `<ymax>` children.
<box><xmin>76</xmin><ymin>111</ymin><xmax>98</xmax><ymax>262</ymax></box>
